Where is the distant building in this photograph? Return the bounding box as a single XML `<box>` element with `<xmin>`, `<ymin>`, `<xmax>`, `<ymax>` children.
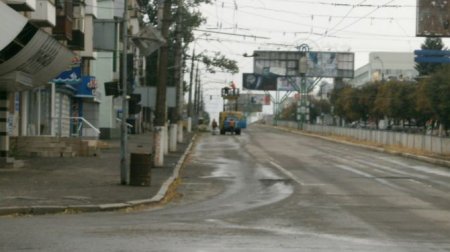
<box><xmin>351</xmin><ymin>52</ymin><xmax>419</xmax><ymax>87</ymax></box>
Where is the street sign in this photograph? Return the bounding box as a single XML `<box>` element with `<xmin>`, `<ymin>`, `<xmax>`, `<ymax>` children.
<box><xmin>415</xmin><ymin>57</ymin><xmax>450</xmax><ymax>63</ymax></box>
<box><xmin>414</xmin><ymin>49</ymin><xmax>450</xmax><ymax>63</ymax></box>
<box><xmin>414</xmin><ymin>49</ymin><xmax>450</xmax><ymax>56</ymax></box>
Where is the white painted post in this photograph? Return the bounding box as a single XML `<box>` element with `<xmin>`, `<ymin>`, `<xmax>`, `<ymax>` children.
<box><xmin>164</xmin><ymin>124</ymin><xmax>169</xmax><ymax>155</ymax></box>
<box><xmin>153</xmin><ymin>126</ymin><xmax>164</xmax><ymax>167</ymax></box>
<box><xmin>169</xmin><ymin>123</ymin><xmax>177</xmax><ymax>152</ymax></box>
<box><xmin>187</xmin><ymin>117</ymin><xmax>192</xmax><ymax>133</ymax></box>
<box><xmin>177</xmin><ymin>121</ymin><xmax>184</xmax><ymax>143</ymax></box>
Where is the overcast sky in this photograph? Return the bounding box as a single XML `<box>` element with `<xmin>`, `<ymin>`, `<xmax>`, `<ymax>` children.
<box><xmin>190</xmin><ymin>0</ymin><xmax>449</xmax><ymax>118</ymax></box>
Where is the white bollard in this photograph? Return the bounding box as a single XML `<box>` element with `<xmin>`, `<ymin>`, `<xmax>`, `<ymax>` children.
<box><xmin>163</xmin><ymin>125</ymin><xmax>169</xmax><ymax>155</ymax></box>
<box><xmin>177</xmin><ymin>121</ymin><xmax>184</xmax><ymax>143</ymax></box>
<box><xmin>153</xmin><ymin>126</ymin><xmax>164</xmax><ymax>167</ymax></box>
<box><xmin>169</xmin><ymin>124</ymin><xmax>177</xmax><ymax>152</ymax></box>
<box><xmin>187</xmin><ymin>117</ymin><xmax>192</xmax><ymax>133</ymax></box>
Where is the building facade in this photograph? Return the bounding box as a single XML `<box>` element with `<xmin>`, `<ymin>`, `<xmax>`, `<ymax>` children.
<box><xmin>0</xmin><ymin>0</ymin><xmax>147</xmax><ymax>165</ymax></box>
<box><xmin>351</xmin><ymin>52</ymin><xmax>419</xmax><ymax>87</ymax></box>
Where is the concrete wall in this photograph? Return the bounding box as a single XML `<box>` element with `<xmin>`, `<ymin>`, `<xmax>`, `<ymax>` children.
<box><xmin>273</xmin><ymin>120</ymin><xmax>450</xmax><ymax>155</ymax></box>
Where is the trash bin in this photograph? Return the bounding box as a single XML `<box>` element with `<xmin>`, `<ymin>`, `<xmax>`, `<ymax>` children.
<box><xmin>129</xmin><ymin>153</ymin><xmax>152</xmax><ymax>186</ymax></box>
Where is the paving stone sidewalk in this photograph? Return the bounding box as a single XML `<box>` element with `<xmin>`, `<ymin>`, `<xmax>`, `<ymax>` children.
<box><xmin>0</xmin><ymin>132</ymin><xmax>194</xmax><ymax>216</ymax></box>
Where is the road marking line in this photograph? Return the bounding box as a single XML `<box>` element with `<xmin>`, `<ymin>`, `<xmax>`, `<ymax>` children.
<box><xmin>269</xmin><ymin>161</ymin><xmax>306</xmax><ymax>186</ymax></box>
<box><xmin>335</xmin><ymin>164</ymin><xmax>402</xmax><ymax>190</ymax></box>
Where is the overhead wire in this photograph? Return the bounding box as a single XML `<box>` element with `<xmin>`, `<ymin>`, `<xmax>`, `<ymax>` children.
<box><xmin>327</xmin><ymin>0</ymin><xmax>399</xmax><ymax>37</ymax></box>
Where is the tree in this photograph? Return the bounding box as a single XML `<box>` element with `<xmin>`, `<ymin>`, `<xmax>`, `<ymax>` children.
<box><xmin>279</xmin><ymin>102</ymin><xmax>296</xmax><ymax>120</ymax></box>
<box><xmin>309</xmin><ymin>98</ymin><xmax>331</xmax><ymax>123</ymax></box>
<box><xmin>359</xmin><ymin>82</ymin><xmax>380</xmax><ymax>127</ymax></box>
<box><xmin>373</xmin><ymin>80</ymin><xmax>416</xmax><ymax>127</ymax></box>
<box><xmin>200</xmin><ymin>52</ymin><xmax>239</xmax><ymax>74</ymax></box>
<box><xmin>330</xmin><ymin>85</ymin><xmax>360</xmax><ymax>123</ymax></box>
<box><xmin>424</xmin><ymin>65</ymin><xmax>450</xmax><ymax>134</ymax></box>
<box><xmin>143</xmin><ymin>0</ymin><xmax>238</xmax><ymax>88</ymax></box>
<box><xmin>415</xmin><ymin>79</ymin><xmax>435</xmax><ymax>128</ymax></box>
<box><xmin>415</xmin><ymin>37</ymin><xmax>445</xmax><ymax>76</ymax></box>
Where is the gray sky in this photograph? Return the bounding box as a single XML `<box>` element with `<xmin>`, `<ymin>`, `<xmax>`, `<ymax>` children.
<box><xmin>190</xmin><ymin>0</ymin><xmax>448</xmax><ymax>118</ymax></box>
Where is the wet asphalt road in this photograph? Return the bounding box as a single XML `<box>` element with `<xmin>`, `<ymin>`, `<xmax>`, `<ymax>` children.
<box><xmin>1</xmin><ymin>124</ymin><xmax>450</xmax><ymax>251</ymax></box>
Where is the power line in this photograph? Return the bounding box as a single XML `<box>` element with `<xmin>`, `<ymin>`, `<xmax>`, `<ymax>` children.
<box><xmin>229</xmin><ymin>5</ymin><xmax>413</xmax><ymax>21</ymax></box>
<box><xmin>328</xmin><ymin>0</ymin><xmax>398</xmax><ymax>37</ymax></box>
<box><xmin>193</xmin><ymin>29</ymin><xmax>270</xmax><ymax>39</ymax></box>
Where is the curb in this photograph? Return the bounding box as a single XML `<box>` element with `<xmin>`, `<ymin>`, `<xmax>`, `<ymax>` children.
<box><xmin>267</xmin><ymin>125</ymin><xmax>450</xmax><ymax>168</ymax></box>
<box><xmin>0</xmin><ymin>134</ymin><xmax>197</xmax><ymax>217</ymax></box>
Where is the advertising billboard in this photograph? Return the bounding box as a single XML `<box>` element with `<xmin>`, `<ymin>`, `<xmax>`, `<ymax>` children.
<box><xmin>242</xmin><ymin>73</ymin><xmax>277</xmax><ymax>91</ymax></box>
<box><xmin>253</xmin><ymin>51</ymin><xmax>354</xmax><ymax>79</ymax></box>
<box><xmin>416</xmin><ymin>0</ymin><xmax>450</xmax><ymax>37</ymax></box>
<box><xmin>235</xmin><ymin>94</ymin><xmax>268</xmax><ymax>112</ymax></box>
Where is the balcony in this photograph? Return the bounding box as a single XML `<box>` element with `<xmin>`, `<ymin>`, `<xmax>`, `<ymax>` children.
<box><xmin>53</xmin><ymin>16</ymin><xmax>73</xmax><ymax>40</ymax></box>
<box><xmin>84</xmin><ymin>0</ymin><xmax>97</xmax><ymax>17</ymax></box>
<box><xmin>68</xmin><ymin>30</ymin><xmax>84</xmax><ymax>50</ymax></box>
<box><xmin>53</xmin><ymin>0</ymin><xmax>73</xmax><ymax>41</ymax></box>
<box><xmin>5</xmin><ymin>0</ymin><xmax>36</xmax><ymax>11</ymax></box>
<box><xmin>29</xmin><ymin>0</ymin><xmax>56</xmax><ymax>27</ymax></box>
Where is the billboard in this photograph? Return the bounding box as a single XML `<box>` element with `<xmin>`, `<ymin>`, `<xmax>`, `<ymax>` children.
<box><xmin>253</xmin><ymin>51</ymin><xmax>354</xmax><ymax>79</ymax></box>
<box><xmin>234</xmin><ymin>94</ymin><xmax>268</xmax><ymax>112</ymax></box>
<box><xmin>243</xmin><ymin>73</ymin><xmax>277</xmax><ymax>91</ymax></box>
<box><xmin>416</xmin><ymin>0</ymin><xmax>450</xmax><ymax>37</ymax></box>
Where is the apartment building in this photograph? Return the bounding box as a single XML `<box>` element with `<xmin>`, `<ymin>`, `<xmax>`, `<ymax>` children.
<box><xmin>0</xmin><ymin>0</ymin><xmax>147</xmax><ymax>165</ymax></box>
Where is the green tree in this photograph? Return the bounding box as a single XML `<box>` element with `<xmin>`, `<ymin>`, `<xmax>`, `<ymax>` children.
<box><xmin>415</xmin><ymin>37</ymin><xmax>445</xmax><ymax>76</ymax></box>
<box><xmin>279</xmin><ymin>102</ymin><xmax>296</xmax><ymax>120</ymax></box>
<box><xmin>424</xmin><ymin>65</ymin><xmax>450</xmax><ymax>133</ymax></box>
<box><xmin>359</xmin><ymin>82</ymin><xmax>380</xmax><ymax>127</ymax></box>
<box><xmin>415</xmin><ymin>79</ymin><xmax>435</xmax><ymax>127</ymax></box>
<box><xmin>309</xmin><ymin>98</ymin><xmax>331</xmax><ymax>123</ymax></box>
<box><xmin>143</xmin><ymin>0</ymin><xmax>238</xmax><ymax>87</ymax></box>
<box><xmin>330</xmin><ymin>85</ymin><xmax>360</xmax><ymax>123</ymax></box>
<box><xmin>374</xmin><ymin>81</ymin><xmax>417</xmax><ymax>127</ymax></box>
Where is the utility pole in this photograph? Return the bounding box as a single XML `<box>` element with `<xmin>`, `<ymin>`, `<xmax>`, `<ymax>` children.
<box><xmin>174</xmin><ymin>0</ymin><xmax>184</xmax><ymax>143</ymax></box>
<box><xmin>153</xmin><ymin>0</ymin><xmax>172</xmax><ymax>167</ymax></box>
<box><xmin>197</xmin><ymin>77</ymin><xmax>202</xmax><ymax>116</ymax></box>
<box><xmin>193</xmin><ymin>63</ymin><xmax>199</xmax><ymax>115</ymax></box>
<box><xmin>188</xmin><ymin>54</ymin><xmax>195</xmax><ymax>117</ymax></box>
<box><xmin>120</xmin><ymin>0</ymin><xmax>129</xmax><ymax>185</ymax></box>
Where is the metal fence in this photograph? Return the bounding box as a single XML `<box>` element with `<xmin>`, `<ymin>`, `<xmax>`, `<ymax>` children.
<box><xmin>273</xmin><ymin>120</ymin><xmax>450</xmax><ymax>155</ymax></box>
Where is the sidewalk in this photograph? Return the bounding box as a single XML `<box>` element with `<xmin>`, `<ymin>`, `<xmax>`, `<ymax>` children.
<box><xmin>0</xmin><ymin>131</ymin><xmax>195</xmax><ymax>216</ymax></box>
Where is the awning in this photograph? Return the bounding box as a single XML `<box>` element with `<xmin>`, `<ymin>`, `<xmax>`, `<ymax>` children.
<box><xmin>131</xmin><ymin>25</ymin><xmax>165</xmax><ymax>57</ymax></box>
<box><xmin>0</xmin><ymin>1</ymin><xmax>75</xmax><ymax>92</ymax></box>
